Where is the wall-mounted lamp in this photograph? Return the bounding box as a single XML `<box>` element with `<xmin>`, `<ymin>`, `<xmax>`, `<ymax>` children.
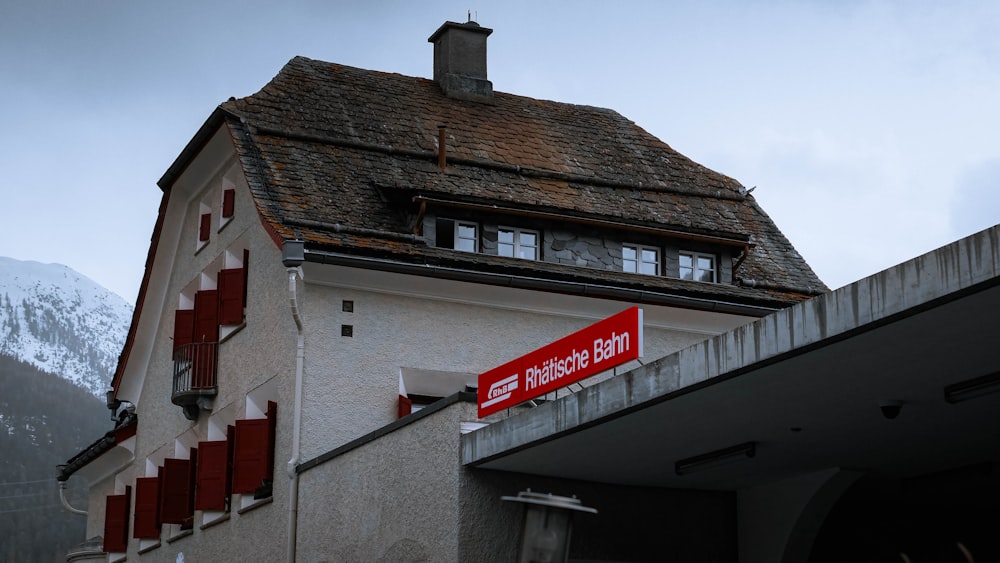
<box><xmin>675</xmin><ymin>441</ymin><xmax>756</xmax><ymax>476</ymax></box>
<box><xmin>282</xmin><ymin>239</ymin><xmax>305</xmax><ymax>268</ymax></box>
<box><xmin>944</xmin><ymin>371</ymin><xmax>1000</xmax><ymax>404</ymax></box>
<box><xmin>106</xmin><ymin>390</ymin><xmax>123</xmax><ymax>422</ymax></box>
<box><xmin>502</xmin><ymin>490</ymin><xmax>597</xmax><ymax>563</ymax></box>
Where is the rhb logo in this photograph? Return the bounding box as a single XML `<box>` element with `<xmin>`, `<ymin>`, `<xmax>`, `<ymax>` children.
<box><xmin>482</xmin><ymin>374</ymin><xmax>519</xmax><ymax>409</ymax></box>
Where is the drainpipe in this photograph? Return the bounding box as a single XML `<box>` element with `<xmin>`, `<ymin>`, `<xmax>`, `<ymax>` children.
<box><xmin>283</xmin><ymin>240</ymin><xmax>306</xmax><ymax>563</ymax></box>
<box><xmin>58</xmin><ymin>481</ymin><xmax>87</xmax><ymax>516</ymax></box>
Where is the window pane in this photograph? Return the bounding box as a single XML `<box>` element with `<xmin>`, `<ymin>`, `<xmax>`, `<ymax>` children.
<box><xmin>498</xmin><ymin>230</ymin><xmax>514</xmax><ymax>243</ymax></box>
<box><xmin>623</xmin><ymin>246</ymin><xmax>637</xmax><ymax>261</ymax></box>
<box><xmin>623</xmin><ymin>259</ymin><xmax>637</xmax><ymax>273</ymax></box>
<box><xmin>456</xmin><ymin>224</ymin><xmax>476</xmax><ymax>252</ymax></box>
<box><xmin>680</xmin><ymin>267</ymin><xmax>694</xmax><ymax>280</ymax></box>
<box><xmin>498</xmin><ymin>242</ymin><xmax>514</xmax><ymax>257</ymax></box>
<box><xmin>679</xmin><ymin>254</ymin><xmax>692</xmax><ymax>268</ymax></box>
<box><xmin>697</xmin><ymin>256</ymin><xmax>714</xmax><ymax>271</ymax></box>
<box><xmin>640</xmin><ymin>261</ymin><xmax>657</xmax><ymax>275</ymax></box>
<box><xmin>697</xmin><ymin>269</ymin><xmax>714</xmax><ymax>283</ymax></box>
<box><xmin>641</xmin><ymin>249</ymin><xmax>658</xmax><ymax>263</ymax></box>
<box><xmin>520</xmin><ymin>232</ymin><xmax>537</xmax><ymax>247</ymax></box>
<box><xmin>517</xmin><ymin>247</ymin><xmax>536</xmax><ymax>260</ymax></box>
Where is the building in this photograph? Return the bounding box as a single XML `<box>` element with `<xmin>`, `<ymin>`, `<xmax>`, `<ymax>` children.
<box><xmin>59</xmin><ymin>20</ymin><xmax>999</xmax><ymax>563</ymax></box>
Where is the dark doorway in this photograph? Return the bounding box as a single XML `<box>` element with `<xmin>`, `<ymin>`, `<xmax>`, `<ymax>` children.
<box><xmin>808</xmin><ymin>463</ymin><xmax>999</xmax><ymax>562</ymax></box>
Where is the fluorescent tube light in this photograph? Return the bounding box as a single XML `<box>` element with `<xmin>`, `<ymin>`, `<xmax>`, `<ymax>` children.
<box><xmin>675</xmin><ymin>441</ymin><xmax>756</xmax><ymax>476</ymax></box>
<box><xmin>944</xmin><ymin>371</ymin><xmax>1000</xmax><ymax>404</ymax></box>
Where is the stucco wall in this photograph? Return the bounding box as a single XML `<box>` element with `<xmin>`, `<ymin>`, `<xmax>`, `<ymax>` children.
<box><xmin>98</xmin><ymin>153</ymin><xmax>298</xmax><ymax>561</ymax></box>
<box><xmin>293</xmin><ymin>397</ymin><xmax>736</xmax><ymax>562</ymax></box>
<box><xmin>297</xmin><ymin>276</ymin><xmax>713</xmax><ymax>462</ymax></box>
<box><xmin>295</xmin><ymin>399</ymin><xmax>478</xmax><ymax>562</ymax></box>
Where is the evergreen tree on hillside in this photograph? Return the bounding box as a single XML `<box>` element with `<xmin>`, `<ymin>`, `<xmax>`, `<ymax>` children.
<box><xmin>0</xmin><ymin>353</ymin><xmax>110</xmax><ymax>562</ymax></box>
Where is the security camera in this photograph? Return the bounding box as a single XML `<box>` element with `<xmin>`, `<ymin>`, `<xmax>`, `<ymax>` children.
<box><xmin>879</xmin><ymin>400</ymin><xmax>903</xmax><ymax>420</ymax></box>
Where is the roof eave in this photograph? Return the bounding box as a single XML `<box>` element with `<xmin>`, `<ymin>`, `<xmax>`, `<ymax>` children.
<box><xmin>157</xmin><ymin>106</ymin><xmax>232</xmax><ymax>191</ymax></box>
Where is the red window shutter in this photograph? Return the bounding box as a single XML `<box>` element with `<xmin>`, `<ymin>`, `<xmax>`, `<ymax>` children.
<box><xmin>232</xmin><ymin>402</ymin><xmax>277</xmax><ymax>495</ymax></box>
<box><xmin>187</xmin><ymin>447</ymin><xmax>198</xmax><ymax>521</ymax></box>
<box><xmin>217</xmin><ymin>268</ymin><xmax>245</xmax><ymax>325</ymax></box>
<box><xmin>194</xmin><ymin>290</ymin><xmax>219</xmax><ymax>343</ymax></box>
<box><xmin>173</xmin><ymin>309</ymin><xmax>195</xmax><ymax>350</ymax></box>
<box><xmin>103</xmin><ymin>486</ymin><xmax>131</xmax><ymax>553</ymax></box>
<box><xmin>242</xmin><ymin>249</ymin><xmax>250</xmax><ymax>308</ymax></box>
<box><xmin>195</xmin><ymin>440</ymin><xmax>230</xmax><ymax>511</ymax></box>
<box><xmin>133</xmin><ymin>477</ymin><xmax>160</xmax><ymax>539</ymax></box>
<box><xmin>232</xmin><ymin>419</ymin><xmax>269</xmax><ymax>494</ymax></box>
<box><xmin>266</xmin><ymin>401</ymin><xmax>277</xmax><ymax>482</ymax></box>
<box><xmin>159</xmin><ymin>458</ymin><xmax>192</xmax><ymax>524</ymax></box>
<box><xmin>199</xmin><ymin>212</ymin><xmax>211</xmax><ymax>242</ymax></box>
<box><xmin>398</xmin><ymin>395</ymin><xmax>412</xmax><ymax>418</ymax></box>
<box><xmin>222</xmin><ymin>189</ymin><xmax>235</xmax><ymax>218</ymax></box>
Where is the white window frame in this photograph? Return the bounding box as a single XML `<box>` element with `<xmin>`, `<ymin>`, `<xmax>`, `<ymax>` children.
<box><xmin>498</xmin><ymin>227</ymin><xmax>540</xmax><ymax>260</ymax></box>
<box><xmin>623</xmin><ymin>243</ymin><xmax>660</xmax><ymax>275</ymax></box>
<box><xmin>454</xmin><ymin>221</ymin><xmax>478</xmax><ymax>253</ymax></box>
<box><xmin>679</xmin><ymin>251</ymin><xmax>717</xmax><ymax>283</ymax></box>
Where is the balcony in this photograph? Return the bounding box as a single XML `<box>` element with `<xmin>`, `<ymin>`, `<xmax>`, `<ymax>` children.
<box><xmin>172</xmin><ymin>342</ymin><xmax>218</xmax><ymax>420</ymax></box>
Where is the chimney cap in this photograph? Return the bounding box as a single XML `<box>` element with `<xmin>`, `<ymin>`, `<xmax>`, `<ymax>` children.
<box><xmin>428</xmin><ymin>20</ymin><xmax>493</xmax><ymax>43</ymax></box>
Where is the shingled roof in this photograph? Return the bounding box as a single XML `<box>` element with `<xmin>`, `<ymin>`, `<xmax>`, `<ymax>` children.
<box><xmin>200</xmin><ymin>53</ymin><xmax>825</xmax><ymax>309</ymax></box>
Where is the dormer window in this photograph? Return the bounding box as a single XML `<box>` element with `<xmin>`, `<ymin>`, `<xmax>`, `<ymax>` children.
<box><xmin>435</xmin><ymin>219</ymin><xmax>478</xmax><ymax>252</ymax></box>
<box><xmin>498</xmin><ymin>227</ymin><xmax>539</xmax><ymax>260</ymax></box>
<box><xmin>679</xmin><ymin>251</ymin><xmax>717</xmax><ymax>282</ymax></box>
<box><xmin>623</xmin><ymin>244</ymin><xmax>659</xmax><ymax>275</ymax></box>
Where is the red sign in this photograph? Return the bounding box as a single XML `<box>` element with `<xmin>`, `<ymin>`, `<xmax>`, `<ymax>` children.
<box><xmin>478</xmin><ymin>307</ymin><xmax>643</xmax><ymax>418</ymax></box>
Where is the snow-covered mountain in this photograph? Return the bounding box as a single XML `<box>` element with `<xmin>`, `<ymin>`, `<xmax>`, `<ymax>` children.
<box><xmin>0</xmin><ymin>257</ymin><xmax>133</xmax><ymax>396</ymax></box>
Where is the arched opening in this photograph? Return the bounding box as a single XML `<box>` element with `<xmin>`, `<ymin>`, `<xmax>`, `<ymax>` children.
<box><xmin>808</xmin><ymin>463</ymin><xmax>999</xmax><ymax>562</ymax></box>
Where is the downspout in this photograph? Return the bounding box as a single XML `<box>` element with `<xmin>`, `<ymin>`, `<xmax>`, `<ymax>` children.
<box><xmin>58</xmin><ymin>481</ymin><xmax>87</xmax><ymax>516</ymax></box>
<box><xmin>285</xmin><ymin>259</ymin><xmax>305</xmax><ymax>563</ymax></box>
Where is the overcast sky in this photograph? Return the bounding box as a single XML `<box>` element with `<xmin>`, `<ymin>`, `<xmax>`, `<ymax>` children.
<box><xmin>1</xmin><ymin>0</ymin><xmax>997</xmax><ymax>303</ymax></box>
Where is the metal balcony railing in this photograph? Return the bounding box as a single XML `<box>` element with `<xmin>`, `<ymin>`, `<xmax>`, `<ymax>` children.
<box><xmin>172</xmin><ymin>342</ymin><xmax>218</xmax><ymax>419</ymax></box>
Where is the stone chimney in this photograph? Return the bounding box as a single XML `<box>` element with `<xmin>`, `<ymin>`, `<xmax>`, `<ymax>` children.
<box><xmin>428</xmin><ymin>20</ymin><xmax>494</xmax><ymax>103</ymax></box>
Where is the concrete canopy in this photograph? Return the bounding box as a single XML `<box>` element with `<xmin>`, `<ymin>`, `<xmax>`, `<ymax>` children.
<box><xmin>462</xmin><ymin>226</ymin><xmax>1000</xmax><ymax>492</ymax></box>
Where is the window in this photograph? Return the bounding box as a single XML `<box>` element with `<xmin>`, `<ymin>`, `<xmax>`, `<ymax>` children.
<box><xmin>498</xmin><ymin>227</ymin><xmax>539</xmax><ymax>260</ymax></box>
<box><xmin>679</xmin><ymin>251</ymin><xmax>717</xmax><ymax>282</ymax></box>
<box><xmin>455</xmin><ymin>222</ymin><xmax>477</xmax><ymax>252</ymax></box>
<box><xmin>232</xmin><ymin>401</ymin><xmax>277</xmax><ymax>499</ymax></box>
<box><xmin>159</xmin><ymin>453</ymin><xmax>197</xmax><ymax>526</ymax></box>
<box><xmin>199</xmin><ymin>213</ymin><xmax>211</xmax><ymax>242</ymax></box>
<box><xmin>133</xmin><ymin>477</ymin><xmax>161</xmax><ymax>539</ymax></box>
<box><xmin>623</xmin><ymin>244</ymin><xmax>660</xmax><ymax>275</ymax></box>
<box><xmin>222</xmin><ymin>188</ymin><xmax>235</xmax><ymax>219</ymax></box>
<box><xmin>217</xmin><ymin>266</ymin><xmax>247</xmax><ymax>326</ymax></box>
<box><xmin>195</xmin><ymin>434</ymin><xmax>233</xmax><ymax>512</ymax></box>
<box><xmin>103</xmin><ymin>486</ymin><xmax>132</xmax><ymax>553</ymax></box>
<box><xmin>435</xmin><ymin>219</ymin><xmax>478</xmax><ymax>252</ymax></box>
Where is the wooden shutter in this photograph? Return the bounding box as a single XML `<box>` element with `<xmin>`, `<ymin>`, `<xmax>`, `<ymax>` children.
<box><xmin>398</xmin><ymin>395</ymin><xmax>412</xmax><ymax>418</ymax></box>
<box><xmin>199</xmin><ymin>212</ymin><xmax>211</xmax><ymax>241</ymax></box>
<box><xmin>173</xmin><ymin>309</ymin><xmax>195</xmax><ymax>350</ymax></box>
<box><xmin>195</xmin><ymin>440</ymin><xmax>230</xmax><ymax>511</ymax></box>
<box><xmin>232</xmin><ymin>402</ymin><xmax>277</xmax><ymax>495</ymax></box>
<box><xmin>217</xmin><ymin>268</ymin><xmax>245</xmax><ymax>325</ymax></box>
<box><xmin>187</xmin><ymin>447</ymin><xmax>198</xmax><ymax>524</ymax></box>
<box><xmin>159</xmin><ymin>458</ymin><xmax>192</xmax><ymax>524</ymax></box>
<box><xmin>133</xmin><ymin>477</ymin><xmax>160</xmax><ymax>539</ymax></box>
<box><xmin>103</xmin><ymin>486</ymin><xmax>131</xmax><ymax>553</ymax></box>
<box><xmin>194</xmin><ymin>290</ymin><xmax>219</xmax><ymax>343</ymax></box>
<box><xmin>222</xmin><ymin>189</ymin><xmax>235</xmax><ymax>218</ymax></box>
